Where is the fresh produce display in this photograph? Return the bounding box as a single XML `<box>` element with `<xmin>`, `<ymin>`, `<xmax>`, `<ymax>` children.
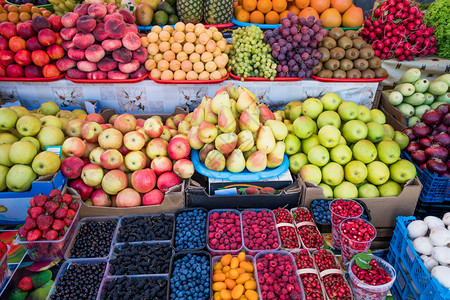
<box><xmin>211</xmin><ymin>253</ymin><xmax>259</xmax><ymax>300</ymax></box>
<box><xmin>283</xmin><ymin>92</ymin><xmax>414</xmax><ymax>198</ymax></box>
<box><xmin>424</xmin><ymin>0</ymin><xmax>449</xmax><ymax>59</ymax></box>
<box><xmin>292</xmin><ymin>207</ymin><xmax>324</xmax><ymax>250</ymax></box>
<box><xmin>385</xmin><ymin>69</ymin><xmax>449</xmax><ymax>126</ymax></box>
<box><xmin>176</xmin><ymin>0</ymin><xmax>232</xmax><ymax>25</ymax></box>
<box><xmin>116</xmin><ymin>214</ymin><xmax>173</xmax><ymax>242</ymax></box>
<box><xmin>407</xmin><ymin>214</ymin><xmax>450</xmax><ymax>288</ymax></box>
<box><xmin>361</xmin><ymin>0</ymin><xmax>437</xmax><ymax>61</ymax></box>
<box><xmin>208</xmin><ymin>210</ymin><xmax>242</xmax><ymax>253</ymax></box>
<box><xmin>330</xmin><ymin>199</ymin><xmax>362</xmax><ymax>249</ymax></box>
<box><xmin>134</xmin><ymin>0</ymin><xmax>179</xmax><ymax>26</ymax></box>
<box><xmin>242</xmin><ymin>209</ymin><xmax>279</xmax><ymax>253</ymax></box>
<box><xmin>143</xmin><ymin>22</ymin><xmax>230</xmax><ymax>81</ymax></box>
<box><xmin>174</xmin><ymin>208</ymin><xmax>207</xmax><ymax>250</ymax></box>
<box><xmin>100</xmin><ymin>276</ymin><xmax>168</xmax><ymax>300</ymax></box>
<box><xmin>0</xmin><ymin>3</ymin><xmax>52</xmax><ymax>23</ymax></box>
<box><xmin>314</xmin><ymin>27</ymin><xmax>388</xmax><ymax>79</ymax></box>
<box><xmin>273</xmin><ymin>207</ymin><xmax>300</xmax><ymax>249</ymax></box>
<box><xmin>339</xmin><ymin>218</ymin><xmax>376</xmax><ymax>265</ymax></box>
<box><xmin>292</xmin><ymin>250</ymin><xmax>325</xmax><ymax>300</ymax></box>
<box><xmin>311</xmin><ymin>198</ymin><xmax>369</xmax><ymax>224</ymax></box>
<box><xmin>56</xmin><ymin>3</ymin><xmax>147</xmax><ymax>80</ymax></box>
<box><xmin>264</xmin><ymin>14</ymin><xmax>325</xmax><ymax>78</ymax></box>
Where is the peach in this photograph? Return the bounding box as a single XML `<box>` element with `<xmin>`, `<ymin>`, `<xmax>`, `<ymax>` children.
<box><xmin>60</xmin><ymin>27</ymin><xmax>79</xmax><ymax>41</ymax></box>
<box><xmin>56</xmin><ymin>56</ymin><xmax>76</xmax><ymax>71</ymax></box>
<box><xmin>6</xmin><ymin>64</ymin><xmax>24</xmax><ymax>77</ymax></box>
<box><xmin>108</xmin><ymin>70</ymin><xmax>128</xmax><ymax>79</ymax></box>
<box><xmin>42</xmin><ymin>64</ymin><xmax>60</xmax><ymax>78</ymax></box>
<box><xmin>48</xmin><ymin>15</ymin><xmax>63</xmax><ymax>32</ymax></box>
<box><xmin>77</xmin><ymin>15</ymin><xmax>96</xmax><ymax>33</ymax></box>
<box><xmin>88</xmin><ymin>3</ymin><xmax>107</xmax><ymax>18</ymax></box>
<box><xmin>122</xmin><ymin>32</ymin><xmax>140</xmax><ymax>51</ymax></box>
<box><xmin>0</xmin><ymin>50</ymin><xmax>15</xmax><ymax>66</ymax></box>
<box><xmin>14</xmin><ymin>50</ymin><xmax>32</xmax><ymax>66</ymax></box>
<box><xmin>101</xmin><ymin>39</ymin><xmax>122</xmax><ymax>51</ymax></box>
<box><xmin>77</xmin><ymin>60</ymin><xmax>98</xmax><ymax>72</ymax></box>
<box><xmin>31</xmin><ymin>50</ymin><xmax>50</xmax><ymax>67</ymax></box>
<box><xmin>119</xmin><ymin>9</ymin><xmax>135</xmax><ymax>24</ymax></box>
<box><xmin>0</xmin><ymin>65</ymin><xmax>6</xmax><ymax>77</ymax></box>
<box><xmin>26</xmin><ymin>37</ymin><xmax>45</xmax><ymax>52</ymax></box>
<box><xmin>98</xmin><ymin>56</ymin><xmax>117</xmax><ymax>71</ymax></box>
<box><xmin>130</xmin><ymin>65</ymin><xmax>146</xmax><ymax>79</ymax></box>
<box><xmin>67</xmin><ymin>68</ymin><xmax>87</xmax><ymax>79</ymax></box>
<box><xmin>74</xmin><ymin>4</ymin><xmax>89</xmax><ymax>16</ymax></box>
<box><xmin>73</xmin><ymin>33</ymin><xmax>95</xmax><ymax>49</ymax></box>
<box><xmin>0</xmin><ymin>36</ymin><xmax>7</xmax><ymax>51</ymax></box>
<box><xmin>132</xmin><ymin>46</ymin><xmax>148</xmax><ymax>64</ymax></box>
<box><xmin>8</xmin><ymin>37</ymin><xmax>26</xmax><ymax>53</ymax></box>
<box><xmin>87</xmin><ymin>70</ymin><xmax>107</xmax><ymax>80</ymax></box>
<box><xmin>61</xmin><ymin>12</ymin><xmax>79</xmax><ymax>28</ymax></box>
<box><xmin>16</xmin><ymin>21</ymin><xmax>36</xmax><ymax>40</ymax></box>
<box><xmin>61</xmin><ymin>40</ymin><xmax>75</xmax><ymax>51</ymax></box>
<box><xmin>103</xmin><ymin>13</ymin><xmax>124</xmax><ymax>23</ymax></box>
<box><xmin>125</xmin><ymin>23</ymin><xmax>138</xmax><ymax>34</ymax></box>
<box><xmin>47</xmin><ymin>44</ymin><xmax>65</xmax><ymax>60</ymax></box>
<box><xmin>93</xmin><ymin>23</ymin><xmax>108</xmax><ymax>42</ymax></box>
<box><xmin>0</xmin><ymin>22</ymin><xmax>16</xmax><ymax>40</ymax></box>
<box><xmin>118</xmin><ymin>58</ymin><xmax>139</xmax><ymax>74</ymax></box>
<box><xmin>68</xmin><ymin>48</ymin><xmax>85</xmax><ymax>60</ymax></box>
<box><xmin>31</xmin><ymin>16</ymin><xmax>50</xmax><ymax>32</ymax></box>
<box><xmin>85</xmin><ymin>44</ymin><xmax>105</xmax><ymax>63</ymax></box>
<box><xmin>55</xmin><ymin>33</ymin><xmax>63</xmax><ymax>45</ymax></box>
<box><xmin>112</xmin><ymin>47</ymin><xmax>132</xmax><ymax>63</ymax></box>
<box><xmin>38</xmin><ymin>28</ymin><xmax>57</xmax><ymax>47</ymax></box>
<box><xmin>105</xmin><ymin>18</ymin><xmax>126</xmax><ymax>39</ymax></box>
<box><xmin>24</xmin><ymin>65</ymin><xmax>42</xmax><ymax>78</ymax></box>
<box><xmin>107</xmin><ymin>3</ymin><xmax>117</xmax><ymax>14</ymax></box>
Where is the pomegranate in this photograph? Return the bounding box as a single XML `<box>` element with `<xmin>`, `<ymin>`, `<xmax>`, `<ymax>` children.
<box><xmin>403</xmin><ymin>128</ymin><xmax>416</xmax><ymax>141</ymax></box>
<box><xmin>422</xmin><ymin>109</ymin><xmax>444</xmax><ymax>125</ymax></box>
<box><xmin>435</xmin><ymin>123</ymin><xmax>448</xmax><ymax>134</ymax></box>
<box><xmin>412</xmin><ymin>122</ymin><xmax>432</xmax><ymax>138</ymax></box>
<box><xmin>426</xmin><ymin>158</ymin><xmax>447</xmax><ymax>174</ymax></box>
<box><xmin>419</xmin><ymin>137</ymin><xmax>432</xmax><ymax>148</ymax></box>
<box><xmin>436</xmin><ymin>104</ymin><xmax>450</xmax><ymax>115</ymax></box>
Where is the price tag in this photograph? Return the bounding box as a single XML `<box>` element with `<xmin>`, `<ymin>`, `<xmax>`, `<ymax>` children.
<box><xmin>215</xmin><ymin>188</ymin><xmax>239</xmax><ymax>196</ymax></box>
<box><xmin>45</xmin><ymin>146</ymin><xmax>62</xmax><ymax>158</ymax></box>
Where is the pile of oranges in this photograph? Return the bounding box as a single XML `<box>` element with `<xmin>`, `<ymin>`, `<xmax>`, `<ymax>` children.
<box><xmin>0</xmin><ymin>3</ymin><xmax>53</xmax><ymax>24</ymax></box>
<box><xmin>234</xmin><ymin>0</ymin><xmax>364</xmax><ymax>27</ymax></box>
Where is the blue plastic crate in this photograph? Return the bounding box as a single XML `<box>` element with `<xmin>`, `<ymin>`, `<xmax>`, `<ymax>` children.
<box><xmin>402</xmin><ymin>151</ymin><xmax>450</xmax><ymax>203</ymax></box>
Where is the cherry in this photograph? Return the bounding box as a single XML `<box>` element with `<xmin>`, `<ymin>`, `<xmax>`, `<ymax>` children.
<box><xmin>292</xmin><ymin>250</ymin><xmax>325</xmax><ymax>300</ymax></box>
<box><xmin>292</xmin><ymin>207</ymin><xmax>314</xmax><ymax>223</ymax></box>
<box><xmin>340</xmin><ymin>219</ymin><xmax>376</xmax><ymax>265</ymax></box>
<box><xmin>273</xmin><ymin>208</ymin><xmax>300</xmax><ymax>249</ymax></box>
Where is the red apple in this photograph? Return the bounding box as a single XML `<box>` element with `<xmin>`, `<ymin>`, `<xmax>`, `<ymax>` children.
<box><xmin>142</xmin><ymin>189</ymin><xmax>164</xmax><ymax>206</ymax></box>
<box><xmin>91</xmin><ymin>189</ymin><xmax>111</xmax><ymax>206</ymax></box>
<box><xmin>173</xmin><ymin>158</ymin><xmax>194</xmax><ymax>179</ymax></box>
<box><xmin>116</xmin><ymin>188</ymin><xmax>141</xmax><ymax>207</ymax></box>
<box><xmin>157</xmin><ymin>171</ymin><xmax>181</xmax><ymax>193</ymax></box>
<box><xmin>62</xmin><ymin>137</ymin><xmax>86</xmax><ymax>157</ymax></box>
<box><xmin>168</xmin><ymin>137</ymin><xmax>190</xmax><ymax>160</ymax></box>
<box><xmin>60</xmin><ymin>156</ymin><xmax>85</xmax><ymax>179</ymax></box>
<box><xmin>70</xmin><ymin>178</ymin><xmax>94</xmax><ymax>200</ymax></box>
<box><xmin>48</xmin><ymin>15</ymin><xmax>63</xmax><ymax>32</ymax></box>
<box><xmin>0</xmin><ymin>50</ymin><xmax>14</xmax><ymax>66</ymax></box>
<box><xmin>131</xmin><ymin>168</ymin><xmax>156</xmax><ymax>193</ymax></box>
<box><xmin>0</xmin><ymin>22</ymin><xmax>17</xmax><ymax>39</ymax></box>
<box><xmin>150</xmin><ymin>156</ymin><xmax>172</xmax><ymax>176</ymax></box>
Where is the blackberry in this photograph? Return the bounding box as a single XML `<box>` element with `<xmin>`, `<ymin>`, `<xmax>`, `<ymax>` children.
<box><xmin>174</xmin><ymin>209</ymin><xmax>207</xmax><ymax>250</ymax></box>
<box><xmin>100</xmin><ymin>276</ymin><xmax>167</xmax><ymax>300</ymax></box>
<box><xmin>116</xmin><ymin>214</ymin><xmax>173</xmax><ymax>243</ymax></box>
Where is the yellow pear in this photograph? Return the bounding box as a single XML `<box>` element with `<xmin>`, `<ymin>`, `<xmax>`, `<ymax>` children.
<box><xmin>237</xmin><ymin>87</ymin><xmax>257</xmax><ymax>102</ymax></box>
<box><xmin>190</xmin><ymin>107</ymin><xmax>205</xmax><ymax>126</ymax></box>
<box><xmin>243</xmin><ymin>146</ymin><xmax>258</xmax><ymax>160</ymax></box>
<box><xmin>267</xmin><ymin>141</ymin><xmax>285</xmax><ymax>168</ymax></box>
<box><xmin>239</xmin><ymin>109</ymin><xmax>260</xmax><ymax>132</ymax></box>
<box><xmin>205</xmin><ymin>97</ymin><xmax>218</xmax><ymax>124</ymax></box>
<box><xmin>256</xmin><ymin>126</ymin><xmax>275</xmax><ymax>154</ymax></box>
<box><xmin>246</xmin><ymin>150</ymin><xmax>267</xmax><ymax>172</ymax></box>
<box><xmin>274</xmin><ymin>110</ymin><xmax>284</xmax><ymax>121</ymax></box>
<box><xmin>226</xmin><ymin>149</ymin><xmax>246</xmax><ymax>173</ymax></box>
<box><xmin>205</xmin><ymin>150</ymin><xmax>226</xmax><ymax>171</ymax></box>
<box><xmin>187</xmin><ymin>125</ymin><xmax>204</xmax><ymax>149</ymax></box>
<box><xmin>215</xmin><ymin>133</ymin><xmax>238</xmax><ymax>155</ymax></box>
<box><xmin>236</xmin><ymin>92</ymin><xmax>257</xmax><ymax>113</ymax></box>
<box><xmin>237</xmin><ymin>130</ymin><xmax>254</xmax><ymax>152</ymax></box>
<box><xmin>265</xmin><ymin>120</ymin><xmax>288</xmax><ymax>141</ymax></box>
<box><xmin>218</xmin><ymin>107</ymin><xmax>236</xmax><ymax>133</ymax></box>
<box><xmin>211</xmin><ymin>91</ymin><xmax>231</xmax><ymax>114</ymax></box>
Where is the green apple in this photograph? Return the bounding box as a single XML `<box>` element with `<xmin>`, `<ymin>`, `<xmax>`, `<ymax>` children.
<box><xmin>302</xmin><ymin>134</ymin><xmax>320</xmax><ymax>155</ymax></box>
<box><xmin>40</xmin><ymin>115</ymin><xmax>63</xmax><ymax>129</ymax></box>
<box><xmin>318</xmin><ymin>125</ymin><xmax>341</xmax><ymax>148</ymax></box>
<box><xmin>0</xmin><ymin>144</ymin><xmax>12</xmax><ymax>167</ymax></box>
<box><xmin>285</xmin><ymin>134</ymin><xmax>301</xmax><ymax>155</ymax></box>
<box><xmin>317</xmin><ymin>111</ymin><xmax>341</xmax><ymax>129</ymax></box>
<box><xmin>6</xmin><ymin>164</ymin><xmax>37</xmax><ymax>192</ymax></box>
<box><xmin>320</xmin><ymin>92</ymin><xmax>342</xmax><ymax>111</ymax></box>
<box><xmin>37</xmin><ymin>126</ymin><xmax>65</xmax><ymax>150</ymax></box>
<box><xmin>322</xmin><ymin>162</ymin><xmax>344</xmax><ymax>186</ymax></box>
<box><xmin>307</xmin><ymin>145</ymin><xmax>329</xmax><ymax>167</ymax></box>
<box><xmin>389</xmin><ymin>159</ymin><xmax>416</xmax><ymax>184</ymax></box>
<box><xmin>299</xmin><ymin>164</ymin><xmax>322</xmax><ymax>185</ymax></box>
<box><xmin>0</xmin><ymin>165</ymin><xmax>8</xmax><ymax>191</ymax></box>
<box><xmin>358</xmin><ymin>183</ymin><xmax>380</xmax><ymax>198</ymax></box>
<box><xmin>353</xmin><ymin>140</ymin><xmax>377</xmax><ymax>164</ymax></box>
<box><xmin>339</xmin><ymin>136</ymin><xmax>347</xmax><ymax>145</ymax></box>
<box><xmin>383</xmin><ymin>124</ymin><xmax>395</xmax><ymax>139</ymax></box>
<box><xmin>289</xmin><ymin>105</ymin><xmax>303</xmax><ymax>122</ymax></box>
<box><xmin>302</xmin><ymin>98</ymin><xmax>323</xmax><ymax>119</ymax></box>
<box><xmin>377</xmin><ymin>140</ymin><xmax>400</xmax><ymax>164</ymax></box>
<box><xmin>39</xmin><ymin>101</ymin><xmax>60</xmax><ymax>116</ymax></box>
<box><xmin>9</xmin><ymin>141</ymin><xmax>37</xmax><ymax>165</ymax></box>
<box><xmin>367</xmin><ymin>161</ymin><xmax>390</xmax><ymax>185</ymax></box>
<box><xmin>366</xmin><ymin>122</ymin><xmax>385</xmax><ymax>143</ymax></box>
<box><xmin>0</xmin><ymin>107</ymin><xmax>18</xmax><ymax>131</ymax></box>
<box><xmin>284</xmin><ymin>101</ymin><xmax>301</xmax><ymax>119</ymax></box>
<box><xmin>32</xmin><ymin>151</ymin><xmax>61</xmax><ymax>176</ymax></box>
<box><xmin>21</xmin><ymin>137</ymin><xmax>40</xmax><ymax>152</ymax></box>
<box><xmin>393</xmin><ymin>131</ymin><xmax>409</xmax><ymax>150</ymax></box>
<box><xmin>371</xmin><ymin>109</ymin><xmax>386</xmax><ymax>124</ymax></box>
<box><xmin>342</xmin><ymin>120</ymin><xmax>368</xmax><ymax>143</ymax></box>
<box><xmin>338</xmin><ymin>101</ymin><xmax>358</xmax><ymax>121</ymax></box>
<box><xmin>289</xmin><ymin>152</ymin><xmax>308</xmax><ymax>174</ymax></box>
<box><xmin>378</xmin><ymin>180</ymin><xmax>402</xmax><ymax>197</ymax></box>
<box><xmin>357</xmin><ymin>105</ymin><xmax>372</xmax><ymax>123</ymax></box>
<box><xmin>344</xmin><ymin>160</ymin><xmax>368</xmax><ymax>184</ymax></box>
<box><xmin>293</xmin><ymin>116</ymin><xmax>317</xmax><ymax>139</ymax></box>
<box><xmin>9</xmin><ymin>106</ymin><xmax>29</xmax><ymax>117</ymax></box>
<box><xmin>0</xmin><ymin>133</ymin><xmax>18</xmax><ymax>144</ymax></box>
<box><xmin>16</xmin><ymin>115</ymin><xmax>42</xmax><ymax>137</ymax></box>
<box><xmin>319</xmin><ymin>183</ymin><xmax>333</xmax><ymax>198</ymax></box>
<box><xmin>382</xmin><ymin>136</ymin><xmax>392</xmax><ymax>141</ymax></box>
<box><xmin>333</xmin><ymin>181</ymin><xmax>358</xmax><ymax>198</ymax></box>
<box><xmin>330</xmin><ymin>144</ymin><xmax>352</xmax><ymax>165</ymax></box>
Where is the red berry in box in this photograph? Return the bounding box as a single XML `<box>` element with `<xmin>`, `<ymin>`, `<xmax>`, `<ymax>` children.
<box><xmin>44</xmin><ymin>201</ymin><xmax>59</xmax><ymax>214</ymax></box>
<box><xmin>45</xmin><ymin>230</ymin><xmax>59</xmax><ymax>241</ymax></box>
<box><xmin>273</xmin><ymin>208</ymin><xmax>299</xmax><ymax>249</ymax></box>
<box><xmin>36</xmin><ymin>214</ymin><xmax>53</xmax><ymax>231</ymax></box>
<box><xmin>26</xmin><ymin>229</ymin><xmax>42</xmax><ymax>241</ymax></box>
<box><xmin>49</xmin><ymin>189</ymin><xmax>61</xmax><ymax>199</ymax></box>
<box><xmin>330</xmin><ymin>199</ymin><xmax>363</xmax><ymax>224</ymax></box>
<box><xmin>34</xmin><ymin>195</ymin><xmax>48</xmax><ymax>207</ymax></box>
<box><xmin>29</xmin><ymin>207</ymin><xmax>45</xmax><ymax>219</ymax></box>
<box><xmin>52</xmin><ymin>219</ymin><xmax>66</xmax><ymax>231</ymax></box>
<box><xmin>23</xmin><ymin>216</ymin><xmax>37</xmax><ymax>230</ymax></box>
<box><xmin>340</xmin><ymin>218</ymin><xmax>376</xmax><ymax>243</ymax></box>
<box><xmin>54</xmin><ymin>207</ymin><xmax>68</xmax><ymax>219</ymax></box>
<box><xmin>242</xmin><ymin>209</ymin><xmax>279</xmax><ymax>251</ymax></box>
<box><xmin>208</xmin><ymin>211</ymin><xmax>241</xmax><ymax>251</ymax></box>
<box><xmin>62</xmin><ymin>194</ymin><xmax>73</xmax><ymax>205</ymax></box>
<box><xmin>18</xmin><ymin>277</ymin><xmax>33</xmax><ymax>291</ymax></box>
<box><xmin>351</xmin><ymin>259</ymin><xmax>391</xmax><ymax>286</ymax></box>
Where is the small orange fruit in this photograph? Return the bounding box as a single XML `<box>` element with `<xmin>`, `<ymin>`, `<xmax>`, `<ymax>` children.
<box><xmin>272</xmin><ymin>0</ymin><xmax>287</xmax><ymax>13</ymax></box>
<box><xmin>310</xmin><ymin>0</ymin><xmax>330</xmax><ymax>14</ymax></box>
<box><xmin>331</xmin><ymin>0</ymin><xmax>352</xmax><ymax>13</ymax></box>
<box><xmin>288</xmin><ymin>4</ymin><xmax>300</xmax><ymax>14</ymax></box>
<box><xmin>279</xmin><ymin>10</ymin><xmax>289</xmax><ymax>20</ymax></box>
<box><xmin>243</xmin><ymin>0</ymin><xmax>257</xmax><ymax>12</ymax></box>
<box><xmin>342</xmin><ymin>5</ymin><xmax>363</xmax><ymax>27</ymax></box>
<box><xmin>265</xmin><ymin>10</ymin><xmax>279</xmax><ymax>24</ymax></box>
<box><xmin>235</xmin><ymin>9</ymin><xmax>250</xmax><ymax>22</ymax></box>
<box><xmin>294</xmin><ymin>0</ymin><xmax>309</xmax><ymax>9</ymax></box>
<box><xmin>249</xmin><ymin>10</ymin><xmax>264</xmax><ymax>23</ymax></box>
<box><xmin>8</xmin><ymin>12</ymin><xmax>19</xmax><ymax>23</ymax></box>
<box><xmin>298</xmin><ymin>7</ymin><xmax>319</xmax><ymax>20</ymax></box>
<box><xmin>257</xmin><ymin>0</ymin><xmax>272</xmax><ymax>14</ymax></box>
<box><xmin>320</xmin><ymin>7</ymin><xmax>341</xmax><ymax>27</ymax></box>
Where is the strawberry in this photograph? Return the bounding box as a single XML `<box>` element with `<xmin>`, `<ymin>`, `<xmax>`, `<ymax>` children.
<box><xmin>26</xmin><ymin>229</ymin><xmax>42</xmax><ymax>241</ymax></box>
<box><xmin>67</xmin><ymin>209</ymin><xmax>76</xmax><ymax>219</ymax></box>
<box><xmin>59</xmin><ymin>229</ymin><xmax>67</xmax><ymax>236</ymax></box>
<box><xmin>53</xmin><ymin>195</ymin><xmax>63</xmax><ymax>204</ymax></box>
<box><xmin>44</xmin><ymin>201</ymin><xmax>59</xmax><ymax>214</ymax></box>
<box><xmin>27</xmin><ymin>206</ymin><xmax>32</xmax><ymax>216</ymax></box>
<box><xmin>49</xmin><ymin>189</ymin><xmax>61</xmax><ymax>199</ymax></box>
<box><xmin>23</xmin><ymin>217</ymin><xmax>37</xmax><ymax>230</ymax></box>
<box><xmin>18</xmin><ymin>277</ymin><xmax>33</xmax><ymax>291</ymax></box>
<box><xmin>54</xmin><ymin>207</ymin><xmax>67</xmax><ymax>219</ymax></box>
<box><xmin>34</xmin><ymin>195</ymin><xmax>48</xmax><ymax>207</ymax></box>
<box><xmin>18</xmin><ymin>227</ymin><xmax>28</xmax><ymax>239</ymax></box>
<box><xmin>42</xmin><ymin>229</ymin><xmax>50</xmax><ymax>239</ymax></box>
<box><xmin>52</xmin><ymin>219</ymin><xmax>66</xmax><ymax>231</ymax></box>
<box><xmin>29</xmin><ymin>207</ymin><xmax>45</xmax><ymax>219</ymax></box>
<box><xmin>36</xmin><ymin>214</ymin><xmax>53</xmax><ymax>231</ymax></box>
<box><xmin>62</xmin><ymin>194</ymin><xmax>72</xmax><ymax>205</ymax></box>
<box><xmin>45</xmin><ymin>230</ymin><xmax>58</xmax><ymax>240</ymax></box>
<box><xmin>63</xmin><ymin>217</ymin><xmax>73</xmax><ymax>226</ymax></box>
<box><xmin>69</xmin><ymin>202</ymin><xmax>79</xmax><ymax>211</ymax></box>
<box><xmin>30</xmin><ymin>197</ymin><xmax>35</xmax><ymax>207</ymax></box>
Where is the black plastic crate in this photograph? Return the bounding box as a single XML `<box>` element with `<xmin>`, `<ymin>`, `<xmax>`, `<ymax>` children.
<box><xmin>414</xmin><ymin>198</ymin><xmax>450</xmax><ymax>219</ymax></box>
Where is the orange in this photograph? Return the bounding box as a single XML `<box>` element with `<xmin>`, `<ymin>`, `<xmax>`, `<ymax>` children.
<box><xmin>294</xmin><ymin>0</ymin><xmax>309</xmax><ymax>9</ymax></box>
<box><xmin>298</xmin><ymin>7</ymin><xmax>319</xmax><ymax>20</ymax></box>
<box><xmin>342</xmin><ymin>5</ymin><xmax>363</xmax><ymax>27</ymax></box>
<box><xmin>249</xmin><ymin>10</ymin><xmax>264</xmax><ymax>23</ymax></box>
<box><xmin>320</xmin><ymin>8</ymin><xmax>341</xmax><ymax>27</ymax></box>
<box><xmin>279</xmin><ymin>10</ymin><xmax>289</xmax><ymax>20</ymax></box>
<box><xmin>331</xmin><ymin>0</ymin><xmax>352</xmax><ymax>13</ymax></box>
<box><xmin>235</xmin><ymin>5</ymin><xmax>243</xmax><ymax>14</ymax></box>
<box><xmin>235</xmin><ymin>9</ymin><xmax>250</xmax><ymax>22</ymax></box>
<box><xmin>7</xmin><ymin>12</ymin><xmax>19</xmax><ymax>23</ymax></box>
<box><xmin>288</xmin><ymin>4</ymin><xmax>300</xmax><ymax>14</ymax></box>
<box><xmin>19</xmin><ymin>12</ymin><xmax>31</xmax><ymax>21</ymax></box>
<box><xmin>238</xmin><ymin>0</ymin><xmax>243</xmax><ymax>5</ymax></box>
<box><xmin>272</xmin><ymin>0</ymin><xmax>287</xmax><ymax>13</ymax></box>
<box><xmin>243</xmin><ymin>0</ymin><xmax>257</xmax><ymax>12</ymax></box>
<box><xmin>257</xmin><ymin>0</ymin><xmax>272</xmax><ymax>14</ymax></box>
<box><xmin>310</xmin><ymin>0</ymin><xmax>330</xmax><ymax>14</ymax></box>
<box><xmin>265</xmin><ymin>10</ymin><xmax>279</xmax><ymax>24</ymax></box>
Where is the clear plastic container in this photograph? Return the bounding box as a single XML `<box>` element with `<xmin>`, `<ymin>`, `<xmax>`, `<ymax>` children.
<box><xmin>0</xmin><ymin>245</ymin><xmax>10</xmax><ymax>288</ymax></box>
<box><xmin>329</xmin><ymin>199</ymin><xmax>363</xmax><ymax>250</ymax></box>
<box><xmin>207</xmin><ymin>209</ymin><xmax>243</xmax><ymax>256</ymax></box>
<box><xmin>46</xmin><ymin>258</ymin><xmax>108</xmax><ymax>300</ymax></box>
<box><xmin>291</xmin><ymin>207</ymin><xmax>325</xmax><ymax>251</ymax></box>
<box><xmin>173</xmin><ymin>208</ymin><xmax>207</xmax><ymax>252</ymax></box>
<box><xmin>339</xmin><ymin>218</ymin><xmax>377</xmax><ymax>267</ymax></box>
<box><xmin>114</xmin><ymin>214</ymin><xmax>174</xmax><ymax>244</ymax></box>
<box><xmin>15</xmin><ymin>203</ymin><xmax>80</xmax><ymax>262</ymax></box>
<box><xmin>254</xmin><ymin>250</ymin><xmax>305</xmax><ymax>300</ymax></box>
<box><xmin>241</xmin><ymin>209</ymin><xmax>281</xmax><ymax>256</ymax></box>
<box><xmin>273</xmin><ymin>208</ymin><xmax>301</xmax><ymax>251</ymax></box>
<box><xmin>64</xmin><ymin>216</ymin><xmax>119</xmax><ymax>261</ymax></box>
<box><xmin>348</xmin><ymin>255</ymin><xmax>396</xmax><ymax>300</ymax></box>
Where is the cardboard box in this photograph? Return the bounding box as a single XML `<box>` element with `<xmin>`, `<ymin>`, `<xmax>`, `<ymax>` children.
<box><xmin>300</xmin><ymin>177</ymin><xmax>422</xmax><ymax>228</ymax></box>
<box><xmin>98</xmin><ymin>106</ymin><xmax>189</xmax><ymax>123</ymax></box>
<box><xmin>378</xmin><ymin>94</ymin><xmax>407</xmax><ymax>131</ymax></box>
<box><xmin>78</xmin><ymin>181</ymin><xmax>185</xmax><ymax>218</ymax></box>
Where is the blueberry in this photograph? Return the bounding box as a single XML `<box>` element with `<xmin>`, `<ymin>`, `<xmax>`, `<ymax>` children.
<box><xmin>174</xmin><ymin>209</ymin><xmax>207</xmax><ymax>250</ymax></box>
<box><xmin>70</xmin><ymin>220</ymin><xmax>117</xmax><ymax>259</ymax></box>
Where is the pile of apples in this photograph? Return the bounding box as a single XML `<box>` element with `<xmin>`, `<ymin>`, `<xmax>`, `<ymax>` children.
<box><xmin>0</xmin><ymin>15</ymin><xmax>65</xmax><ymax>78</ymax></box>
<box><xmin>186</xmin><ymin>85</ymin><xmax>288</xmax><ymax>173</ymax></box>
<box><xmin>280</xmin><ymin>93</ymin><xmax>417</xmax><ymax>199</ymax></box>
<box><xmin>56</xmin><ymin>1</ymin><xmax>148</xmax><ymax>80</ymax></box>
<box><xmin>60</xmin><ymin>111</ymin><xmax>194</xmax><ymax>208</ymax></box>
